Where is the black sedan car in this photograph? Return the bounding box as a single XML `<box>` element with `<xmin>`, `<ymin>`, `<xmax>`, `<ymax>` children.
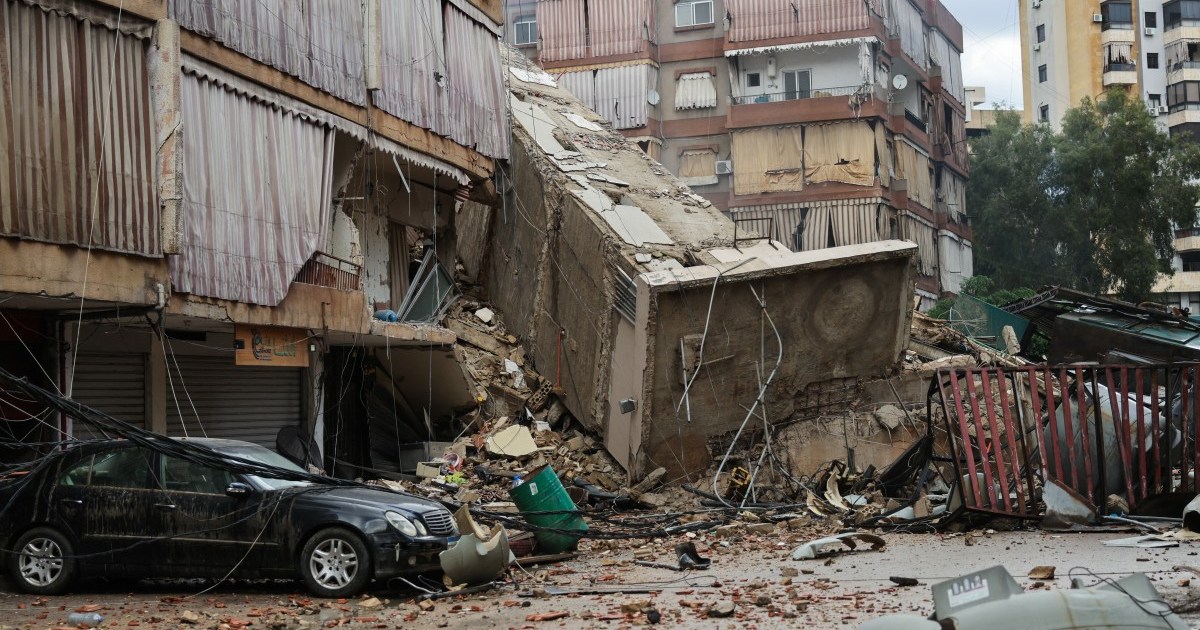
<box><xmin>0</xmin><ymin>438</ymin><xmax>457</xmax><ymax>597</ymax></box>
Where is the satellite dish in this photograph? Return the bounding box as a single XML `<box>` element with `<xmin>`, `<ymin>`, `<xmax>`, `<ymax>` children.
<box><xmin>647</xmin><ymin>89</ymin><xmax>661</xmax><ymax>106</ymax></box>
<box><xmin>892</xmin><ymin>74</ymin><xmax>909</xmax><ymax>90</ymax></box>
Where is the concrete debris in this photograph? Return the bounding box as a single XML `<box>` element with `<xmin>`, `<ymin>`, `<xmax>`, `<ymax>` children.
<box><xmin>1027</xmin><ymin>566</ymin><xmax>1055</xmax><ymax>580</ymax></box>
<box><xmin>1102</xmin><ymin>534</ymin><xmax>1179</xmax><ymax>549</ymax></box>
<box><xmin>562</xmin><ymin>112</ymin><xmax>602</xmax><ymax>131</ymax></box>
<box><xmin>791</xmin><ymin>532</ymin><xmax>886</xmax><ymax>560</ymax></box>
<box><xmin>485</xmin><ymin>425</ymin><xmax>538</xmax><ymax>458</ymax></box>
<box><xmin>707</xmin><ymin>601</ymin><xmax>736</xmax><ymax>618</ymax></box>
<box><xmin>509</xmin><ymin>66</ymin><xmax>557</xmax><ymax>87</ymax></box>
<box><xmin>873</xmin><ymin>404</ymin><xmax>906</xmax><ymax>431</ymax></box>
<box><xmin>474</xmin><ymin>307</ymin><xmax>495</xmax><ymax>324</ymax></box>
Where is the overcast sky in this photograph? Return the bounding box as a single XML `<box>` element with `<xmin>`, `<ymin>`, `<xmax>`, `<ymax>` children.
<box><xmin>941</xmin><ymin>0</ymin><xmax>1023</xmax><ymax>110</ymax></box>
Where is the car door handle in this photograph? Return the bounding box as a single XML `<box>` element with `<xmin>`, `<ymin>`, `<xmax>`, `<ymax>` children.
<box><xmin>58</xmin><ymin>498</ymin><xmax>83</xmax><ymax>506</ymax></box>
<box><xmin>155</xmin><ymin>503</ymin><xmax>177</xmax><ymax>511</ymax></box>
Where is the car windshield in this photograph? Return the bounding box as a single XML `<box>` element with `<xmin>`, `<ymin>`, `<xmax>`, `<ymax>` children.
<box><xmin>214</xmin><ymin>444</ymin><xmax>314</xmax><ymax>490</ymax></box>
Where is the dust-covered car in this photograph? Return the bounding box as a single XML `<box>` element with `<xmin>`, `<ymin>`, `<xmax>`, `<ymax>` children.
<box><xmin>0</xmin><ymin>438</ymin><xmax>457</xmax><ymax>597</ymax></box>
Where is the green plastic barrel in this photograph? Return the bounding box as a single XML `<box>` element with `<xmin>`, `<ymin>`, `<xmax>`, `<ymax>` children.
<box><xmin>508</xmin><ymin>464</ymin><xmax>588</xmax><ymax>553</ymax></box>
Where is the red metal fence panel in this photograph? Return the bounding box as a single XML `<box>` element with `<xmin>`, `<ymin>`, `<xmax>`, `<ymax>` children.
<box><xmin>934</xmin><ymin>364</ymin><xmax>1200</xmax><ymax>520</ymax></box>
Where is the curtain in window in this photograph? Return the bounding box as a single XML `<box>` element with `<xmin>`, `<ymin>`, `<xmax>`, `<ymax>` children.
<box><xmin>588</xmin><ymin>0</ymin><xmax>652</xmax><ymax>56</ymax></box>
<box><xmin>172</xmin><ymin>69</ymin><xmax>335</xmax><ymax>306</ymax></box>
<box><xmin>726</xmin><ymin>0</ymin><xmax>798</xmax><ymax>42</ymax></box>
<box><xmin>731</xmin><ymin>126</ymin><xmax>805</xmax><ymax>195</ymax></box>
<box><xmin>894</xmin><ymin>140</ymin><xmax>934</xmax><ymax>208</ymax></box>
<box><xmin>679</xmin><ymin>150</ymin><xmax>718</xmax><ymax>185</ymax></box>
<box><xmin>537</xmin><ymin>0</ymin><xmax>587</xmax><ymax>61</ymax></box>
<box><xmin>675</xmin><ymin>72</ymin><xmax>717</xmax><ymax>110</ymax></box>
<box><xmin>803</xmin><ymin>121</ymin><xmax>876</xmax><ymax>187</ymax></box>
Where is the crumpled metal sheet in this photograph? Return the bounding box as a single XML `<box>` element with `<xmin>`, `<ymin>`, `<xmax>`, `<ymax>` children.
<box><xmin>439</xmin><ymin>506</ymin><xmax>513</xmax><ymax>586</ymax></box>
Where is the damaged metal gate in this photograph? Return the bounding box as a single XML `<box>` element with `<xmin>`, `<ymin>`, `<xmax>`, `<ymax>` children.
<box><xmin>934</xmin><ymin>364</ymin><xmax>1200</xmax><ymax>519</ymax></box>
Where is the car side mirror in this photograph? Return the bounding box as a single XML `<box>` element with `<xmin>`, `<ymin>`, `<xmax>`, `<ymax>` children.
<box><xmin>225</xmin><ymin>482</ymin><xmax>253</xmax><ymax>498</ymax></box>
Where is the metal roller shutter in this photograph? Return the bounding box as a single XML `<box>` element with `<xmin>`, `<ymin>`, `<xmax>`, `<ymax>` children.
<box><xmin>166</xmin><ymin>356</ymin><xmax>302</xmax><ymax>449</ymax></box>
<box><xmin>71</xmin><ymin>354</ymin><xmax>147</xmax><ymax>440</ymax></box>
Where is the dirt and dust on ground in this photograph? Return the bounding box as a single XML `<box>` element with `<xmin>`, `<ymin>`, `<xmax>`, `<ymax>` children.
<box><xmin>4</xmin><ymin>305</ymin><xmax>1200</xmax><ymax>629</ymax></box>
<box><xmin>1</xmin><ymin>530</ymin><xmax>1198</xmax><ymax>629</ymax></box>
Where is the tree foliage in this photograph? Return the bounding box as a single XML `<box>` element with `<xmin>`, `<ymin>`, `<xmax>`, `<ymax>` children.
<box><xmin>968</xmin><ymin>89</ymin><xmax>1200</xmax><ymax>302</ymax></box>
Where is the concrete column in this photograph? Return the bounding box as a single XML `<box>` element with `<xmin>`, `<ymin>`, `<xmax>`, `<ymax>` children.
<box><xmin>150</xmin><ymin>19</ymin><xmax>183</xmax><ymax>255</ymax></box>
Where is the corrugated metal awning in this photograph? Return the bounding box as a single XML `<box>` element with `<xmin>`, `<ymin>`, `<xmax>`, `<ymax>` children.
<box><xmin>675</xmin><ymin>73</ymin><xmax>717</xmax><ymax>110</ymax></box>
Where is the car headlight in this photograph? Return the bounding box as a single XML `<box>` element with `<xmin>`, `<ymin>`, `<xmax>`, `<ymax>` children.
<box><xmin>385</xmin><ymin>511</ymin><xmax>423</xmax><ymax>537</ymax></box>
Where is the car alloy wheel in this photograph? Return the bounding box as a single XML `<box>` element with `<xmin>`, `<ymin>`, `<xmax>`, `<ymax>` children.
<box><xmin>8</xmin><ymin>527</ymin><xmax>76</xmax><ymax>595</ymax></box>
<box><xmin>300</xmin><ymin>527</ymin><xmax>371</xmax><ymax>597</ymax></box>
<box><xmin>310</xmin><ymin>537</ymin><xmax>359</xmax><ymax>590</ymax></box>
<box><xmin>19</xmin><ymin>537</ymin><xmax>64</xmax><ymax>587</ymax></box>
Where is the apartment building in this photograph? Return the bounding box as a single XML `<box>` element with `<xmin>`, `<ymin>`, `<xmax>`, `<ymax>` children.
<box><xmin>0</xmin><ymin>0</ymin><xmax>506</xmax><ymax>468</ymax></box>
<box><xmin>1018</xmin><ymin>0</ymin><xmax>1169</xmax><ymax>129</ymax></box>
<box><xmin>506</xmin><ymin>0</ymin><xmax>974</xmax><ymax>304</ymax></box>
<box><xmin>1018</xmin><ymin>1</ymin><xmax>1200</xmax><ymax>309</ymax></box>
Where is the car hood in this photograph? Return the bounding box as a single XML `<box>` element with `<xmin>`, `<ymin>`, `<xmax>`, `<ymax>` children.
<box><xmin>288</xmin><ymin>485</ymin><xmax>447</xmax><ymax>516</ymax></box>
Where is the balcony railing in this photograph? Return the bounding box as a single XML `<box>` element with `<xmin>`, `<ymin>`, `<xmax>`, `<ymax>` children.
<box><xmin>1104</xmin><ymin>62</ymin><xmax>1137</xmax><ymax>72</ymax></box>
<box><xmin>904</xmin><ymin>109</ymin><xmax>927</xmax><ymax>133</ymax></box>
<box><xmin>1171</xmin><ymin>61</ymin><xmax>1200</xmax><ymax>71</ymax></box>
<box><xmin>731</xmin><ymin>84</ymin><xmax>870</xmax><ymax>105</ymax></box>
<box><xmin>1176</xmin><ymin>227</ymin><xmax>1200</xmax><ymax>238</ymax></box>
<box><xmin>295</xmin><ymin>251</ymin><xmax>361</xmax><ymax>292</ymax></box>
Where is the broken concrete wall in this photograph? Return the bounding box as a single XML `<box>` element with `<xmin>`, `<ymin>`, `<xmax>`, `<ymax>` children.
<box><xmin>633</xmin><ymin>243</ymin><xmax>918</xmax><ymax>479</ymax></box>
<box><xmin>483</xmin><ymin>147</ymin><xmax>547</xmax><ymax>346</ymax></box>
<box><xmin>482</xmin><ymin>135</ymin><xmax>616</xmax><ymax>431</ymax></box>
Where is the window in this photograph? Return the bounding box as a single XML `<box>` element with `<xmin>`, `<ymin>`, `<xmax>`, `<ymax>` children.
<box><xmin>1039</xmin><ymin>104</ymin><xmax>1050</xmax><ymax>122</ymax></box>
<box><xmin>675</xmin><ymin>0</ymin><xmax>714</xmax><ymax>27</ymax></box>
<box><xmin>1145</xmin><ymin>11</ymin><xmax>1158</xmax><ymax>28</ymax></box>
<box><xmin>59</xmin><ymin>456</ymin><xmax>94</xmax><ymax>486</ymax></box>
<box><xmin>1101</xmin><ymin>1</ymin><xmax>1134</xmax><ymax>30</ymax></box>
<box><xmin>782</xmin><ymin>69</ymin><xmax>811</xmax><ymax>100</ymax></box>
<box><xmin>1036</xmin><ymin>24</ymin><xmax>1046</xmax><ymax>43</ymax></box>
<box><xmin>157</xmin><ymin>455</ymin><xmax>237</xmax><ymax>494</ymax></box>
<box><xmin>88</xmin><ymin>448</ymin><xmax>154</xmax><ymax>489</ymax></box>
<box><xmin>1149</xmin><ymin>52</ymin><xmax>1160</xmax><ymax>69</ymax></box>
<box><xmin>678</xmin><ymin>149</ymin><xmax>718</xmax><ymax>186</ymax></box>
<box><xmin>513</xmin><ymin>15</ymin><xmax>537</xmax><ymax>46</ymax></box>
<box><xmin>1038</xmin><ymin>64</ymin><xmax>1048</xmax><ymax>82</ymax></box>
<box><xmin>745</xmin><ymin>72</ymin><xmax>762</xmax><ymax>88</ymax></box>
<box><xmin>1164</xmin><ymin>1</ymin><xmax>1200</xmax><ymax>29</ymax></box>
<box><xmin>1150</xmin><ymin>93</ymin><xmax>1163</xmax><ymax>109</ymax></box>
<box><xmin>1168</xmin><ymin>80</ymin><xmax>1200</xmax><ymax>109</ymax></box>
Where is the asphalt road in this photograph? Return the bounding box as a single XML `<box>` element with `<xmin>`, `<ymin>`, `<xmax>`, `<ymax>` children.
<box><xmin>0</xmin><ymin>529</ymin><xmax>1196</xmax><ymax>629</ymax></box>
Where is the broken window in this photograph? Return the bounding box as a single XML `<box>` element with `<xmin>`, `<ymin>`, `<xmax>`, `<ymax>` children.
<box><xmin>395</xmin><ymin>251</ymin><xmax>458</xmax><ymax>323</ymax></box>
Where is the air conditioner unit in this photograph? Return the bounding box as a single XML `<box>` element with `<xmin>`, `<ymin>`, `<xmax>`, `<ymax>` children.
<box><xmin>1160</xmin><ymin>105</ymin><xmax>1171</xmax><ymax>114</ymax></box>
<box><xmin>1033</xmin><ymin>44</ymin><xmax>1041</xmax><ymax>51</ymax></box>
<box><xmin>1032</xmin><ymin>0</ymin><xmax>1041</xmax><ymax>7</ymax></box>
<box><xmin>715</xmin><ymin>160</ymin><xmax>733</xmax><ymax>175</ymax></box>
<box><xmin>1145</xmin><ymin>27</ymin><xmax>1157</xmax><ymax>36</ymax></box>
<box><xmin>1092</xmin><ymin>13</ymin><xmax>1103</xmax><ymax>22</ymax></box>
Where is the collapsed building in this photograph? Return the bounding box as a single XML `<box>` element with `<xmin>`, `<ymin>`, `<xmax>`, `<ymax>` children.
<box><xmin>489</xmin><ymin>52</ymin><xmax>919</xmax><ymax>479</ymax></box>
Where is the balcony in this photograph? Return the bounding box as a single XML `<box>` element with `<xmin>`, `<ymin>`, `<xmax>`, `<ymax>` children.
<box><xmin>731</xmin><ymin>84</ymin><xmax>872</xmax><ymax>105</ymax></box>
<box><xmin>294</xmin><ymin>252</ymin><xmax>362</xmax><ymax>292</ymax></box>
<box><xmin>1170</xmin><ymin>61</ymin><xmax>1200</xmax><ymax>83</ymax></box>
<box><xmin>1176</xmin><ymin>228</ymin><xmax>1200</xmax><ymax>253</ymax></box>
<box><xmin>1103</xmin><ymin>63</ymin><xmax>1138</xmax><ymax>86</ymax></box>
<box><xmin>727</xmin><ymin>84</ymin><xmax>888</xmax><ymax>128</ymax></box>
